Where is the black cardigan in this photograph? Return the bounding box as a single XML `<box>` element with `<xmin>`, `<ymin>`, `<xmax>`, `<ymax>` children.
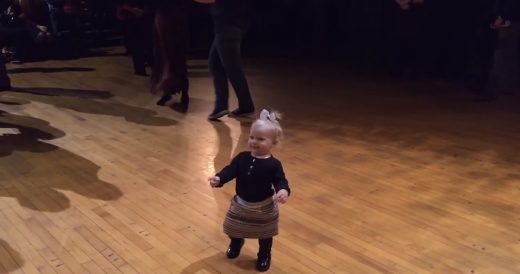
<box><xmin>216</xmin><ymin>151</ymin><xmax>291</xmax><ymax>202</ymax></box>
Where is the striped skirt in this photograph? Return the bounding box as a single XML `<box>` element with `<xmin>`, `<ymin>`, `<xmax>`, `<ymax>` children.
<box><xmin>223</xmin><ymin>195</ymin><xmax>279</xmax><ymax>239</ymax></box>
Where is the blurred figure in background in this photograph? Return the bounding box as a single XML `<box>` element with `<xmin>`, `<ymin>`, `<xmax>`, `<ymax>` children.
<box><xmin>115</xmin><ymin>0</ymin><xmax>153</xmax><ymax>76</ymax></box>
<box><xmin>0</xmin><ymin>47</ymin><xmax>10</xmax><ymax>90</ymax></box>
<box><xmin>151</xmin><ymin>0</ymin><xmax>190</xmax><ymax>110</ymax></box>
<box><xmin>47</xmin><ymin>0</ymin><xmax>84</xmax><ymax>58</ymax></box>
<box><xmin>0</xmin><ymin>0</ymin><xmax>12</xmax><ymax>89</ymax></box>
<box><xmin>1</xmin><ymin>0</ymin><xmax>52</xmax><ymax>63</ymax></box>
<box><xmin>204</xmin><ymin>0</ymin><xmax>255</xmax><ymax>121</ymax></box>
<box><xmin>384</xmin><ymin>0</ymin><xmax>428</xmax><ymax>80</ymax></box>
<box><xmin>476</xmin><ymin>0</ymin><xmax>520</xmax><ymax>101</ymax></box>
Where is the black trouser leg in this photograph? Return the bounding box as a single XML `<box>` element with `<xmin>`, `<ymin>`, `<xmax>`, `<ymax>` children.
<box><xmin>0</xmin><ymin>56</ymin><xmax>11</xmax><ymax>89</ymax></box>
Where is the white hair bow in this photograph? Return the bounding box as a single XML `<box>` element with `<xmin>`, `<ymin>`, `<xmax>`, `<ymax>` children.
<box><xmin>260</xmin><ymin>109</ymin><xmax>277</xmax><ymax>122</ymax></box>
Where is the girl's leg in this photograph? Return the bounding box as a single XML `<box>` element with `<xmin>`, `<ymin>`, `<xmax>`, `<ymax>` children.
<box><xmin>257</xmin><ymin>238</ymin><xmax>272</xmax><ymax>271</ymax></box>
<box><xmin>258</xmin><ymin>238</ymin><xmax>272</xmax><ymax>255</ymax></box>
<box><xmin>227</xmin><ymin>237</ymin><xmax>244</xmax><ymax>259</ymax></box>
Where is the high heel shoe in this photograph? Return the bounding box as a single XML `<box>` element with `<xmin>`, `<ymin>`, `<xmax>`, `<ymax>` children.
<box><xmin>156</xmin><ymin>94</ymin><xmax>173</xmax><ymax>106</ymax></box>
<box><xmin>157</xmin><ymin>78</ymin><xmax>188</xmax><ymax>108</ymax></box>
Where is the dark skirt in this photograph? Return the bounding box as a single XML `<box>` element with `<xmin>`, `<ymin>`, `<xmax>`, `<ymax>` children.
<box><xmin>150</xmin><ymin>2</ymin><xmax>190</xmax><ymax>94</ymax></box>
<box><xmin>223</xmin><ymin>195</ymin><xmax>279</xmax><ymax>239</ymax></box>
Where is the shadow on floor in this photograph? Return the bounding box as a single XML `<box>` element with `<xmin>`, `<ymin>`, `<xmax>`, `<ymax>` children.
<box><xmin>0</xmin><ymin>110</ymin><xmax>123</xmax><ymax>212</ymax></box>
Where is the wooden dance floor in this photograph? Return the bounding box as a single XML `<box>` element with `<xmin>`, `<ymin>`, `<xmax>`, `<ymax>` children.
<box><xmin>1</xmin><ymin>48</ymin><xmax>520</xmax><ymax>273</ymax></box>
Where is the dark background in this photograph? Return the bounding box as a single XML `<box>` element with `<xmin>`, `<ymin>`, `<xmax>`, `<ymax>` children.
<box><xmin>185</xmin><ymin>0</ymin><xmax>500</xmax><ymax>83</ymax></box>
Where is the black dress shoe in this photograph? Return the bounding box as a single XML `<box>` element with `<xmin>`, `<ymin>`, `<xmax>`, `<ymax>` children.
<box><xmin>226</xmin><ymin>239</ymin><xmax>244</xmax><ymax>259</ymax></box>
<box><xmin>256</xmin><ymin>253</ymin><xmax>271</xmax><ymax>272</ymax></box>
<box><xmin>229</xmin><ymin>108</ymin><xmax>254</xmax><ymax>117</ymax></box>
<box><xmin>208</xmin><ymin>109</ymin><xmax>229</xmax><ymax>121</ymax></box>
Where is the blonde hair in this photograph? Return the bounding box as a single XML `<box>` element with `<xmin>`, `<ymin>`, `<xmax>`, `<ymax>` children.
<box><xmin>251</xmin><ymin>108</ymin><xmax>283</xmax><ymax>143</ymax></box>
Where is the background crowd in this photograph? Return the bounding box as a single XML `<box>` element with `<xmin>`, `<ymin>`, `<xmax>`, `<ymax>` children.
<box><xmin>0</xmin><ymin>0</ymin><xmax>518</xmax><ymax>101</ymax></box>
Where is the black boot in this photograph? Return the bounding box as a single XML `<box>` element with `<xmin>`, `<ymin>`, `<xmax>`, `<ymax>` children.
<box><xmin>226</xmin><ymin>238</ymin><xmax>244</xmax><ymax>259</ymax></box>
<box><xmin>256</xmin><ymin>238</ymin><xmax>272</xmax><ymax>271</ymax></box>
<box><xmin>256</xmin><ymin>253</ymin><xmax>271</xmax><ymax>272</ymax></box>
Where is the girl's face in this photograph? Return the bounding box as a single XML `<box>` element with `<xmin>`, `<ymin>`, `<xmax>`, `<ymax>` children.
<box><xmin>248</xmin><ymin>125</ymin><xmax>276</xmax><ymax>157</ymax></box>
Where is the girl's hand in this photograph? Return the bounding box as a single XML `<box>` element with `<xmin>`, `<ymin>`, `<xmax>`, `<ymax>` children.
<box><xmin>208</xmin><ymin>176</ymin><xmax>221</xmax><ymax>188</ymax></box>
<box><xmin>273</xmin><ymin>189</ymin><xmax>289</xmax><ymax>204</ymax></box>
